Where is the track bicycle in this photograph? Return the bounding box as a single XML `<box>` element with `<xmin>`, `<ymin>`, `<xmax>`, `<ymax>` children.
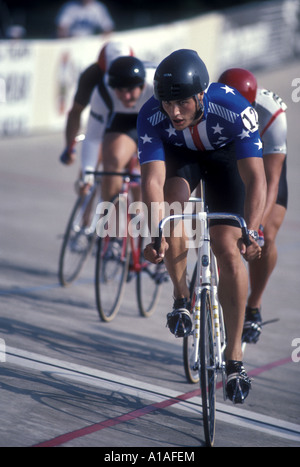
<box><xmin>58</xmin><ymin>135</ymin><xmax>101</xmax><ymax>286</ymax></box>
<box><xmin>154</xmin><ymin>183</ymin><xmax>251</xmax><ymax>447</ymax></box>
<box><xmin>90</xmin><ymin>168</ymin><xmax>168</xmax><ymax>323</ymax></box>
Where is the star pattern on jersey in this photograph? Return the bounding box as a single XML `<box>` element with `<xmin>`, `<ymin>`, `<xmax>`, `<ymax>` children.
<box><xmin>220</xmin><ymin>85</ymin><xmax>236</xmax><ymax>95</ymax></box>
<box><xmin>140</xmin><ymin>133</ymin><xmax>153</xmax><ymax>144</ymax></box>
<box><xmin>211</xmin><ymin>123</ymin><xmax>224</xmax><ymax>134</ymax></box>
<box><xmin>237</xmin><ymin>129</ymin><xmax>250</xmax><ymax>139</ymax></box>
<box><xmin>254</xmin><ymin>139</ymin><xmax>263</xmax><ymax>150</ymax></box>
<box><xmin>215</xmin><ymin>136</ymin><xmax>228</xmax><ymax>146</ymax></box>
<box><xmin>165</xmin><ymin>124</ymin><xmax>177</xmax><ymax>138</ymax></box>
<box><xmin>138</xmin><ymin>90</ymin><xmax>264</xmax><ymax>164</ymax></box>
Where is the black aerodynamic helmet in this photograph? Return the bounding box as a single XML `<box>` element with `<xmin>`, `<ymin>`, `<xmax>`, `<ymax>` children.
<box><xmin>154</xmin><ymin>49</ymin><xmax>209</xmax><ymax>101</ymax></box>
<box><xmin>108</xmin><ymin>56</ymin><xmax>145</xmax><ymax>88</ymax></box>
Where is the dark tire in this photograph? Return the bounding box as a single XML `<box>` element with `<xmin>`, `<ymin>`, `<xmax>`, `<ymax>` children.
<box><xmin>95</xmin><ymin>194</ymin><xmax>129</xmax><ymax>322</ymax></box>
<box><xmin>200</xmin><ymin>287</ymin><xmax>216</xmax><ymax>447</ymax></box>
<box><xmin>58</xmin><ymin>188</ymin><xmax>97</xmax><ymax>286</ymax></box>
<box><xmin>136</xmin><ymin>236</ymin><xmax>163</xmax><ymax>318</ymax></box>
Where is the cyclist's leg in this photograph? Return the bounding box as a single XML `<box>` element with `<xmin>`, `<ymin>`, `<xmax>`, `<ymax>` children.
<box><xmin>210</xmin><ymin>224</ymin><xmax>248</xmax><ymax>363</ymax></box>
<box><xmin>203</xmin><ymin>142</ymin><xmax>247</xmax><ymax>361</ymax></box>
<box><xmin>210</xmin><ymin>224</ymin><xmax>252</xmax><ymax>403</ymax></box>
<box><xmin>245</xmin><ymin>155</ymin><xmax>287</xmax><ymax>341</ymax></box>
<box><xmin>248</xmin><ymin>205</ymin><xmax>286</xmax><ymax>310</ymax></box>
<box><xmin>162</xmin><ymin>145</ymin><xmax>203</xmax><ymax>300</ymax></box>
<box><xmin>162</xmin><ymin>147</ymin><xmax>203</xmax><ymax>336</ymax></box>
<box><xmin>101</xmin><ymin>132</ymin><xmax>136</xmax><ymax>201</ymax></box>
<box><xmin>162</xmin><ymin>177</ymin><xmax>194</xmax><ymax>336</ymax></box>
<box><xmin>163</xmin><ymin>176</ymin><xmax>191</xmax><ymax>301</ymax></box>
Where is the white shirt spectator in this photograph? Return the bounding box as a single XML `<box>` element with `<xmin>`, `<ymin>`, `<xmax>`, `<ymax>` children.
<box><xmin>56</xmin><ymin>0</ymin><xmax>115</xmax><ymax>37</ymax></box>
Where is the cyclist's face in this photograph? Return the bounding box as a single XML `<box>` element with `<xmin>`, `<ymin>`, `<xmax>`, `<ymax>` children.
<box><xmin>162</xmin><ymin>93</ymin><xmax>204</xmax><ymax>130</ymax></box>
<box><xmin>114</xmin><ymin>86</ymin><xmax>143</xmax><ymax>107</ymax></box>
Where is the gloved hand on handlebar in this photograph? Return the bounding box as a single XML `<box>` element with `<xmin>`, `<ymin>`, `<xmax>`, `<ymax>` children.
<box><xmin>59</xmin><ymin>145</ymin><xmax>76</xmax><ymax>165</ymax></box>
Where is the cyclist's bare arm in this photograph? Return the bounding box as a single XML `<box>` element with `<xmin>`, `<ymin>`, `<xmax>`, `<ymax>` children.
<box><xmin>141</xmin><ymin>160</ymin><xmax>168</xmax><ymax>262</ymax></box>
<box><xmin>64</xmin><ymin>101</ymin><xmax>86</xmax><ymax>163</ymax></box>
<box><xmin>237</xmin><ymin>156</ymin><xmax>266</xmax><ymax>260</ymax></box>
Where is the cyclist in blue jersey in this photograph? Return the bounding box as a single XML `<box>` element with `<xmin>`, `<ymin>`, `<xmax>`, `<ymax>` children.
<box><xmin>137</xmin><ymin>49</ymin><xmax>267</xmax><ymax>403</ymax></box>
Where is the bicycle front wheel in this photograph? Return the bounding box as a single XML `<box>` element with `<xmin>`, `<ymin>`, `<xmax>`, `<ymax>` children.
<box><xmin>183</xmin><ymin>263</ymin><xmax>199</xmax><ymax>383</ymax></box>
<box><xmin>200</xmin><ymin>287</ymin><xmax>216</xmax><ymax>447</ymax></box>
<box><xmin>58</xmin><ymin>188</ymin><xmax>98</xmax><ymax>286</ymax></box>
<box><xmin>95</xmin><ymin>195</ymin><xmax>129</xmax><ymax>322</ymax></box>
<box><xmin>136</xmin><ymin>236</ymin><xmax>164</xmax><ymax>318</ymax></box>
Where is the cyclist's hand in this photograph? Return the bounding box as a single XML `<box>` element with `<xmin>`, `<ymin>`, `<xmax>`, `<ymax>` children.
<box><xmin>238</xmin><ymin>238</ymin><xmax>262</xmax><ymax>262</ymax></box>
<box><xmin>59</xmin><ymin>147</ymin><xmax>76</xmax><ymax>165</ymax></box>
<box><xmin>76</xmin><ymin>182</ymin><xmax>92</xmax><ymax>196</ymax></box>
<box><xmin>144</xmin><ymin>236</ymin><xmax>169</xmax><ymax>264</ymax></box>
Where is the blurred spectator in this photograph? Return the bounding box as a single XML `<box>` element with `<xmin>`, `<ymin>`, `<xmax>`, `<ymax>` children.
<box><xmin>0</xmin><ymin>0</ymin><xmax>26</xmax><ymax>39</ymax></box>
<box><xmin>55</xmin><ymin>0</ymin><xmax>115</xmax><ymax>38</ymax></box>
<box><xmin>6</xmin><ymin>25</ymin><xmax>26</xmax><ymax>39</ymax></box>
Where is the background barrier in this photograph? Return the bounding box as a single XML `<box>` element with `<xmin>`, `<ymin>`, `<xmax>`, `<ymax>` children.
<box><xmin>0</xmin><ymin>0</ymin><xmax>299</xmax><ymax>137</ymax></box>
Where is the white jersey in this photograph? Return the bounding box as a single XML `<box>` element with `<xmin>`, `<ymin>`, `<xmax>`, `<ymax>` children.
<box><xmin>81</xmin><ymin>64</ymin><xmax>155</xmax><ymax>171</ymax></box>
<box><xmin>255</xmin><ymin>88</ymin><xmax>287</xmax><ymax>156</ymax></box>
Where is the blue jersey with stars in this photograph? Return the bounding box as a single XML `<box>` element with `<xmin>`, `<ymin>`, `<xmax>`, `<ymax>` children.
<box><xmin>137</xmin><ymin>82</ymin><xmax>263</xmax><ymax>164</ymax></box>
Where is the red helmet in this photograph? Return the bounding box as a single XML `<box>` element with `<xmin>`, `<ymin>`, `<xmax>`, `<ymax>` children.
<box><xmin>97</xmin><ymin>41</ymin><xmax>134</xmax><ymax>72</ymax></box>
<box><xmin>218</xmin><ymin>68</ymin><xmax>257</xmax><ymax>104</ymax></box>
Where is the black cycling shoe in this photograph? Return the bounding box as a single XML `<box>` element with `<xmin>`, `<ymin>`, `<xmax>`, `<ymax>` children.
<box><xmin>242</xmin><ymin>306</ymin><xmax>262</xmax><ymax>344</ymax></box>
<box><xmin>166</xmin><ymin>298</ymin><xmax>192</xmax><ymax>338</ymax></box>
<box><xmin>226</xmin><ymin>360</ymin><xmax>252</xmax><ymax>404</ymax></box>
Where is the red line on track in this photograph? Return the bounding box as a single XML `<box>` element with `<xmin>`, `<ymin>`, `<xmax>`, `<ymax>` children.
<box><xmin>33</xmin><ymin>357</ymin><xmax>292</xmax><ymax>447</ymax></box>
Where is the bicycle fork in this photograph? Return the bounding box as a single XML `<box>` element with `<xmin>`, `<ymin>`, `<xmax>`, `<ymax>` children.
<box><xmin>191</xmin><ymin>235</ymin><xmax>227</xmax><ymax>400</ymax></box>
<box><xmin>191</xmin><ymin>236</ymin><xmax>211</xmax><ymax>373</ymax></box>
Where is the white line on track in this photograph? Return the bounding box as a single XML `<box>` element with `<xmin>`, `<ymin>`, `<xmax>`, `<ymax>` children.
<box><xmin>5</xmin><ymin>346</ymin><xmax>300</xmax><ymax>444</ymax></box>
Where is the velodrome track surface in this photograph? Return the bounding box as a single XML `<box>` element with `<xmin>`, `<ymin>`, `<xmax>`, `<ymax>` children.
<box><xmin>0</xmin><ymin>60</ymin><xmax>299</xmax><ymax>448</ymax></box>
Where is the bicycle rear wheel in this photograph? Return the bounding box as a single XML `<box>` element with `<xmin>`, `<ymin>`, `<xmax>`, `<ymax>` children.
<box><xmin>136</xmin><ymin>236</ymin><xmax>164</xmax><ymax>318</ymax></box>
<box><xmin>200</xmin><ymin>287</ymin><xmax>216</xmax><ymax>447</ymax></box>
<box><xmin>183</xmin><ymin>263</ymin><xmax>199</xmax><ymax>383</ymax></box>
<box><xmin>58</xmin><ymin>188</ymin><xmax>98</xmax><ymax>286</ymax></box>
<box><xmin>95</xmin><ymin>194</ymin><xmax>129</xmax><ymax>322</ymax></box>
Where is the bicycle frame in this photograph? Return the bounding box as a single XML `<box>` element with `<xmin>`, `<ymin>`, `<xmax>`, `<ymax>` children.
<box><xmin>89</xmin><ymin>169</ymin><xmax>143</xmax><ymax>272</ymax></box>
<box><xmin>189</xmin><ymin>210</ymin><xmax>227</xmax><ymax>400</ymax></box>
<box><xmin>91</xmin><ymin>167</ymin><xmax>164</xmax><ymax>320</ymax></box>
<box><xmin>155</xmin><ymin>206</ymin><xmax>250</xmax><ymax>400</ymax></box>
